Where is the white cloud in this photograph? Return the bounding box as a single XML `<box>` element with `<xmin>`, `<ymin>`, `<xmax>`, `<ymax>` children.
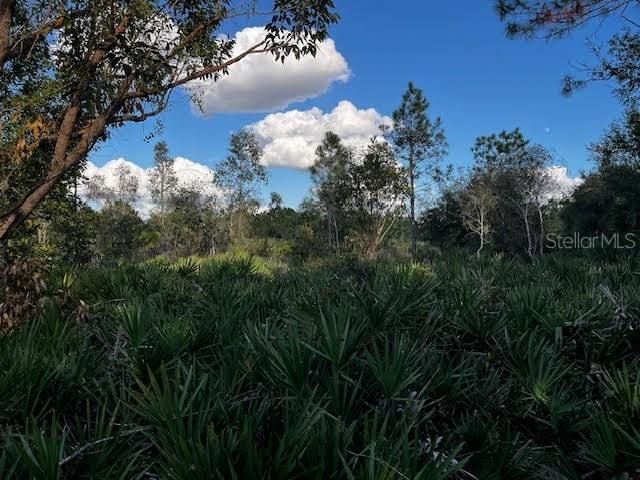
<box><xmin>80</xmin><ymin>157</ymin><xmax>216</xmax><ymax>217</ymax></box>
<box><xmin>546</xmin><ymin>166</ymin><xmax>583</xmax><ymax>200</ymax></box>
<box><xmin>250</xmin><ymin>100</ymin><xmax>392</xmax><ymax>169</ymax></box>
<box><xmin>185</xmin><ymin>27</ymin><xmax>350</xmax><ymax>115</ymax></box>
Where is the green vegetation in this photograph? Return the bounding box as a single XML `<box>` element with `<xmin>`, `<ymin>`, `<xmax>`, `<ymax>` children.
<box><xmin>1</xmin><ymin>253</ymin><xmax>639</xmax><ymax>478</ymax></box>
<box><xmin>3</xmin><ymin>2</ymin><xmax>640</xmax><ymax>478</ymax></box>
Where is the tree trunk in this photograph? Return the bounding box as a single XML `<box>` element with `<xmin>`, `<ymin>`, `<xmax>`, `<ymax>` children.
<box><xmin>0</xmin><ymin>90</ymin><xmax>117</xmax><ymax>241</ymax></box>
<box><xmin>0</xmin><ymin>0</ymin><xmax>15</xmax><ymax>70</ymax></box>
<box><xmin>0</xmin><ymin>16</ymin><xmax>133</xmax><ymax>242</ymax></box>
<box><xmin>523</xmin><ymin>204</ymin><xmax>533</xmax><ymax>259</ymax></box>
<box><xmin>409</xmin><ymin>166</ymin><xmax>417</xmax><ymax>258</ymax></box>
<box><xmin>477</xmin><ymin>208</ymin><xmax>484</xmax><ymax>258</ymax></box>
<box><xmin>538</xmin><ymin>206</ymin><xmax>545</xmax><ymax>257</ymax></box>
<box><xmin>0</xmin><ymin>169</ymin><xmax>68</xmax><ymax>240</ymax></box>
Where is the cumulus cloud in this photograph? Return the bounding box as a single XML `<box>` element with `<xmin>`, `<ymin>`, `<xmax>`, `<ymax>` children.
<box><xmin>186</xmin><ymin>27</ymin><xmax>350</xmax><ymax>115</ymax></box>
<box><xmin>546</xmin><ymin>166</ymin><xmax>583</xmax><ymax>199</ymax></box>
<box><xmin>250</xmin><ymin>100</ymin><xmax>392</xmax><ymax>169</ymax></box>
<box><xmin>80</xmin><ymin>157</ymin><xmax>216</xmax><ymax>217</ymax></box>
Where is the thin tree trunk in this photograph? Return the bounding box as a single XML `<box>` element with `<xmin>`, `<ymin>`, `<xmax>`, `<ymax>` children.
<box><xmin>538</xmin><ymin>206</ymin><xmax>545</xmax><ymax>257</ymax></box>
<box><xmin>210</xmin><ymin>235</ymin><xmax>216</xmax><ymax>256</ymax></box>
<box><xmin>477</xmin><ymin>207</ymin><xmax>484</xmax><ymax>258</ymax></box>
<box><xmin>523</xmin><ymin>204</ymin><xmax>533</xmax><ymax>259</ymax></box>
<box><xmin>376</xmin><ymin>212</ymin><xmax>398</xmax><ymax>253</ymax></box>
<box><xmin>507</xmin><ymin>195</ymin><xmax>533</xmax><ymax>260</ymax></box>
<box><xmin>333</xmin><ymin>215</ymin><xmax>340</xmax><ymax>254</ymax></box>
<box><xmin>409</xmin><ymin>166</ymin><xmax>417</xmax><ymax>258</ymax></box>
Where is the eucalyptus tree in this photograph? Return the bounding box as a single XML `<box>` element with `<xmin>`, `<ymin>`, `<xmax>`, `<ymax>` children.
<box><xmin>310</xmin><ymin>131</ymin><xmax>352</xmax><ymax>253</ymax></box>
<box><xmin>149</xmin><ymin>141</ymin><xmax>178</xmax><ymax>217</ymax></box>
<box><xmin>0</xmin><ymin>0</ymin><xmax>339</xmax><ymax>241</ymax></box>
<box><xmin>164</xmin><ymin>182</ymin><xmax>219</xmax><ymax>256</ymax></box>
<box><xmin>214</xmin><ymin>128</ymin><xmax>267</xmax><ymax>241</ymax></box>
<box><xmin>85</xmin><ymin>163</ymin><xmax>139</xmax><ymax>208</ymax></box>
<box><xmin>348</xmin><ymin>139</ymin><xmax>406</xmax><ymax>259</ymax></box>
<box><xmin>388</xmin><ymin>82</ymin><xmax>447</xmax><ymax>258</ymax></box>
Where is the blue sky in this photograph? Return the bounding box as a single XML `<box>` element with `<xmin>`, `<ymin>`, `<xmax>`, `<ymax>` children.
<box><xmin>91</xmin><ymin>1</ymin><xmax>623</xmax><ymax>209</ymax></box>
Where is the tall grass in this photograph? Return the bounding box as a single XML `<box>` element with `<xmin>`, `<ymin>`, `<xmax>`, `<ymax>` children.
<box><xmin>1</xmin><ymin>253</ymin><xmax>639</xmax><ymax>478</ymax></box>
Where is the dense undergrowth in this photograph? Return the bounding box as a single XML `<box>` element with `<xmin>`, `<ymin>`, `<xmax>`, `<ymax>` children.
<box><xmin>1</xmin><ymin>253</ymin><xmax>640</xmax><ymax>479</ymax></box>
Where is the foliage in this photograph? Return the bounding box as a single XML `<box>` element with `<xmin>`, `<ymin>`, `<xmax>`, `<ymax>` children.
<box><xmin>496</xmin><ymin>0</ymin><xmax>640</xmax><ymax>103</ymax></box>
<box><xmin>470</xmin><ymin>129</ymin><xmax>554</xmax><ymax>257</ymax></box>
<box><xmin>1</xmin><ymin>252</ymin><xmax>640</xmax><ymax>478</ymax></box>
<box><xmin>388</xmin><ymin>82</ymin><xmax>448</xmax><ymax>257</ymax></box>
<box><xmin>0</xmin><ymin>256</ymin><xmax>47</xmax><ymax>330</ymax></box>
<box><xmin>561</xmin><ymin>164</ymin><xmax>640</xmax><ymax>238</ymax></box>
<box><xmin>348</xmin><ymin>140</ymin><xmax>407</xmax><ymax>258</ymax></box>
<box><xmin>0</xmin><ymin>0</ymin><xmax>340</xmax><ymax>239</ymax></box>
<box><xmin>214</xmin><ymin>129</ymin><xmax>268</xmax><ymax>242</ymax></box>
<box><xmin>94</xmin><ymin>202</ymin><xmax>144</xmax><ymax>261</ymax></box>
<box><xmin>215</xmin><ymin>129</ymin><xmax>267</xmax><ymax>209</ymax></box>
<box><xmin>86</xmin><ymin>163</ymin><xmax>139</xmax><ymax>207</ymax></box>
<box><xmin>310</xmin><ymin>131</ymin><xmax>353</xmax><ymax>254</ymax></box>
<box><xmin>307</xmin><ymin>135</ymin><xmax>407</xmax><ymax>259</ymax></box>
<box><xmin>149</xmin><ymin>141</ymin><xmax>178</xmax><ymax>217</ymax></box>
<box><xmin>592</xmin><ymin>107</ymin><xmax>640</xmax><ymax>170</ymax></box>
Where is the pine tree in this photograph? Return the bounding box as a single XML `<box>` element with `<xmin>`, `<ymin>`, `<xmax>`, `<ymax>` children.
<box><xmin>389</xmin><ymin>82</ymin><xmax>447</xmax><ymax>257</ymax></box>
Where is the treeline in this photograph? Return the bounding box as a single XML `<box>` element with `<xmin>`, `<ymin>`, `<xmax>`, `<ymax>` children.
<box><xmin>4</xmin><ymin>85</ymin><xmax>640</xmax><ymax>265</ymax></box>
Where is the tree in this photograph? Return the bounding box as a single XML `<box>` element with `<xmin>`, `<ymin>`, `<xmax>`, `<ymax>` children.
<box><xmin>591</xmin><ymin>107</ymin><xmax>640</xmax><ymax>169</ymax></box>
<box><xmin>471</xmin><ymin>129</ymin><xmax>553</xmax><ymax>257</ymax></box>
<box><xmin>348</xmin><ymin>140</ymin><xmax>406</xmax><ymax>259</ymax></box>
<box><xmin>163</xmin><ymin>183</ymin><xmax>220</xmax><ymax>257</ymax></box>
<box><xmin>460</xmin><ymin>176</ymin><xmax>496</xmax><ymax>258</ymax></box>
<box><xmin>114</xmin><ymin>164</ymin><xmax>139</xmax><ymax>206</ymax></box>
<box><xmin>389</xmin><ymin>82</ymin><xmax>447</xmax><ymax>258</ymax></box>
<box><xmin>561</xmin><ymin>108</ymin><xmax>640</xmax><ymax>240</ymax></box>
<box><xmin>0</xmin><ymin>133</ymin><xmax>93</xmax><ymax>261</ymax></box>
<box><xmin>85</xmin><ymin>163</ymin><xmax>139</xmax><ymax>208</ymax></box>
<box><xmin>94</xmin><ymin>202</ymin><xmax>144</xmax><ymax>261</ymax></box>
<box><xmin>268</xmin><ymin>192</ymin><xmax>284</xmax><ymax>211</ymax></box>
<box><xmin>471</xmin><ymin>128</ymin><xmax>529</xmax><ymax>172</ymax></box>
<box><xmin>496</xmin><ymin>0</ymin><xmax>640</xmax><ymax>103</ymax></box>
<box><xmin>149</xmin><ymin>141</ymin><xmax>178</xmax><ymax>217</ymax></box>
<box><xmin>0</xmin><ymin>0</ymin><xmax>339</xmax><ymax>241</ymax></box>
<box><xmin>562</xmin><ymin>164</ymin><xmax>640</xmax><ymax>237</ymax></box>
<box><xmin>420</xmin><ymin>188</ymin><xmax>468</xmax><ymax>251</ymax></box>
<box><xmin>525</xmin><ymin>156</ymin><xmax>555</xmax><ymax>257</ymax></box>
<box><xmin>310</xmin><ymin>131</ymin><xmax>352</xmax><ymax>253</ymax></box>
<box><xmin>214</xmin><ymin>129</ymin><xmax>267</xmax><ymax>241</ymax></box>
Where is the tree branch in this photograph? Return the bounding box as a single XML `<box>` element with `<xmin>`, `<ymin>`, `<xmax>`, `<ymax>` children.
<box><xmin>124</xmin><ymin>40</ymin><xmax>268</xmax><ymax>101</ymax></box>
